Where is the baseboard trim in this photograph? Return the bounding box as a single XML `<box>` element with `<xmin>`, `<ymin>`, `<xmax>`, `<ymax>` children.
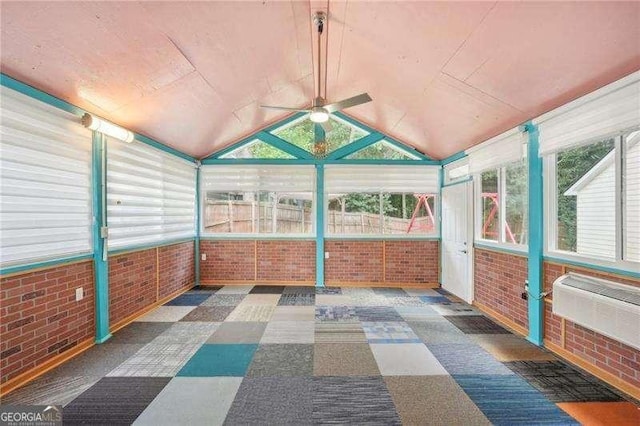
<box><xmin>0</xmin><ymin>338</ymin><xmax>94</xmax><ymax>397</ymax></box>
<box><xmin>473</xmin><ymin>300</ymin><xmax>529</xmax><ymax>337</ymax></box>
<box><xmin>544</xmin><ymin>340</ymin><xmax>640</xmax><ymax>401</ymax></box>
<box><xmin>109</xmin><ymin>284</ymin><xmax>194</xmax><ymax>333</ymax></box>
<box><xmin>200</xmin><ymin>280</ymin><xmax>315</xmax><ymax>286</ymax></box>
<box><xmin>325</xmin><ymin>281</ymin><xmax>439</xmax><ymax>288</ymax></box>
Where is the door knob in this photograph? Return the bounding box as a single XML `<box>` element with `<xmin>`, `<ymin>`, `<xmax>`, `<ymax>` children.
<box><xmin>459</xmin><ymin>250</ymin><xmax>468</xmax><ymax>254</ymax></box>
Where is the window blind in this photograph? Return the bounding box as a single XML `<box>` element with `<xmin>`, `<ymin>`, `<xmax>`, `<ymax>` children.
<box><xmin>535</xmin><ymin>71</ymin><xmax>640</xmax><ymax>156</ymax></box>
<box><xmin>107</xmin><ymin>139</ymin><xmax>196</xmax><ymax>250</ymax></box>
<box><xmin>201</xmin><ymin>165</ymin><xmax>315</xmax><ymax>191</ymax></box>
<box><xmin>466</xmin><ymin>128</ymin><xmax>526</xmax><ymax>174</ymax></box>
<box><xmin>0</xmin><ymin>86</ymin><xmax>93</xmax><ymax>266</ymax></box>
<box><xmin>324</xmin><ymin>165</ymin><xmax>440</xmax><ymax>193</ymax></box>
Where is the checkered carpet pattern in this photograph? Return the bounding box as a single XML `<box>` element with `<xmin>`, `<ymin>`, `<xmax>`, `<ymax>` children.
<box><xmin>4</xmin><ymin>285</ymin><xmax>637</xmax><ymax>425</ymax></box>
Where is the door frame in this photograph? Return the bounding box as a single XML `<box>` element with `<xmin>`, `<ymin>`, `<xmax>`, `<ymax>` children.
<box><xmin>441</xmin><ymin>180</ymin><xmax>475</xmax><ymax>304</ymax></box>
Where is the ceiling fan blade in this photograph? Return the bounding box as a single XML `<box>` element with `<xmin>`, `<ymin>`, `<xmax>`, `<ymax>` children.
<box><xmin>320</xmin><ymin>120</ymin><xmax>333</xmax><ymax>133</ymax></box>
<box><xmin>260</xmin><ymin>105</ymin><xmax>311</xmax><ymax>112</ymax></box>
<box><xmin>324</xmin><ymin>93</ymin><xmax>372</xmax><ymax>113</ymax></box>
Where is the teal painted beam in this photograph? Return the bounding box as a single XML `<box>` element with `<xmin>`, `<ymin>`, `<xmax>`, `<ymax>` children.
<box><xmin>207</xmin><ymin>134</ymin><xmax>261</xmax><ymax>159</ymax></box>
<box><xmin>195</xmin><ymin>166</ymin><xmax>201</xmax><ymax>286</ymax></box>
<box><xmin>92</xmin><ymin>132</ymin><xmax>111</xmax><ymax>344</ymax></box>
<box><xmin>526</xmin><ymin>122</ymin><xmax>543</xmax><ymax>346</ymax></box>
<box><xmin>382</xmin><ymin>136</ymin><xmax>432</xmax><ymax>161</ymax></box>
<box><xmin>1</xmin><ymin>73</ymin><xmax>196</xmax><ymax>163</ymax></box>
<box><xmin>0</xmin><ymin>253</ymin><xmax>93</xmax><ymax>276</ymax></box>
<box><xmin>201</xmin><ymin>158</ymin><xmax>317</xmax><ymax>165</ymax></box>
<box><xmin>542</xmin><ymin>256</ymin><xmax>640</xmax><ymax>279</ymax></box>
<box><xmin>258</xmin><ymin>131</ymin><xmax>314</xmax><ymax>159</ymax></box>
<box><xmin>315</xmin><ymin>164</ymin><xmax>325</xmax><ymax>287</ymax></box>
<box><xmin>333</xmin><ymin>112</ymin><xmax>378</xmax><ymax>135</ymax></box>
<box><xmin>323</xmin><ymin>159</ymin><xmax>440</xmax><ymax>165</ymax></box>
<box><xmin>314</xmin><ymin>123</ymin><xmax>325</xmax><ymax>143</ymax></box>
<box><xmin>440</xmin><ymin>151</ymin><xmax>468</xmax><ymax>166</ymax></box>
<box><xmin>325</xmin><ymin>132</ymin><xmax>385</xmax><ymax>160</ymax></box>
<box><xmin>438</xmin><ymin>167</ymin><xmax>444</xmax><ymax>285</ymax></box>
<box><xmin>261</xmin><ymin>112</ymin><xmax>308</xmax><ymax>134</ymax></box>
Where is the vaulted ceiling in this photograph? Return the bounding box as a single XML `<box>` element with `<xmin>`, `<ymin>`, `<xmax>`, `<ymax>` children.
<box><xmin>1</xmin><ymin>1</ymin><xmax>639</xmax><ymax>159</ymax></box>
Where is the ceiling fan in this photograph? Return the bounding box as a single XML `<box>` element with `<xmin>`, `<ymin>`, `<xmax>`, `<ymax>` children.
<box><xmin>260</xmin><ymin>12</ymin><xmax>372</xmax><ymax>134</ymax></box>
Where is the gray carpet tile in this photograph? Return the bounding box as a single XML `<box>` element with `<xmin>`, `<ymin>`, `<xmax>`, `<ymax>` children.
<box><xmin>45</xmin><ymin>343</ymin><xmax>145</xmax><ymax>379</ymax></box>
<box><xmin>189</xmin><ymin>286</ymin><xmax>222</xmax><ymax>293</ymax></box>
<box><xmin>372</xmin><ymin>287</ymin><xmax>409</xmax><ymax>297</ymax></box>
<box><xmin>207</xmin><ymin>322</ymin><xmax>267</xmax><ymax>344</ymax></box>
<box><xmin>246</xmin><ymin>344</ymin><xmax>313</xmax><ymax>377</ymax></box>
<box><xmin>180</xmin><ymin>306</ymin><xmax>235</xmax><ymax>322</ymax></box>
<box><xmin>63</xmin><ymin>377</ymin><xmax>170</xmax><ymax>425</ymax></box>
<box><xmin>0</xmin><ymin>375</ymin><xmax>100</xmax><ymax>407</ymax></box>
<box><xmin>385</xmin><ymin>375</ymin><xmax>491</xmax><ymax>426</ymax></box>
<box><xmin>427</xmin><ymin>343</ymin><xmax>515</xmax><ymax>375</ymax></box>
<box><xmin>355</xmin><ymin>306</ymin><xmax>404</xmax><ymax>322</ymax></box>
<box><xmin>151</xmin><ymin>322</ymin><xmax>219</xmax><ymax>344</ymax></box>
<box><xmin>408</xmin><ymin>319</ymin><xmax>471</xmax><ymax>344</ymax></box>
<box><xmin>261</xmin><ymin>321</ymin><xmax>315</xmax><ymax>344</ymax></box>
<box><xmin>314</xmin><ymin>322</ymin><xmax>367</xmax><ymax>343</ymax></box>
<box><xmin>445</xmin><ymin>315</ymin><xmax>511</xmax><ymax>334</ymax></box>
<box><xmin>394</xmin><ymin>306</ymin><xmax>441</xmax><ymax>321</ymax></box>
<box><xmin>430</xmin><ymin>302</ymin><xmax>482</xmax><ymax>316</ymax></box>
<box><xmin>315</xmin><ymin>305</ymin><xmax>358</xmax><ymax>322</ymax></box>
<box><xmin>313</xmin><ymin>343</ymin><xmax>380</xmax><ymax>376</ymax></box>
<box><xmin>224</xmin><ymin>377</ymin><xmax>313</xmax><ymax>425</ymax></box>
<box><xmin>249</xmin><ymin>285</ymin><xmax>285</xmax><ymax>294</ymax></box>
<box><xmin>384</xmin><ymin>296</ymin><xmax>429</xmax><ymax>307</ymax></box>
<box><xmin>277</xmin><ymin>293</ymin><xmax>316</xmax><ymax>306</ymax></box>
<box><xmin>107</xmin><ymin>343</ymin><xmax>201</xmax><ymax>377</ymax></box>
<box><xmin>106</xmin><ymin>322</ymin><xmax>173</xmax><ymax>344</ymax></box>
<box><xmin>215</xmin><ymin>285</ymin><xmax>254</xmax><ymax>295</ymax></box>
<box><xmin>271</xmin><ymin>306</ymin><xmax>315</xmax><ymax>321</ymax></box>
<box><xmin>226</xmin><ymin>305</ymin><xmax>275</xmax><ymax>322</ymax></box>
<box><xmin>201</xmin><ymin>294</ymin><xmax>247</xmax><ymax>306</ymax></box>
<box><xmin>312</xmin><ymin>376</ymin><xmax>401</xmax><ymax>425</ymax></box>
<box><xmin>362</xmin><ymin>321</ymin><xmax>421</xmax><ymax>343</ymax></box>
<box><xmin>315</xmin><ymin>287</ymin><xmax>342</xmax><ymax>294</ymax></box>
<box><xmin>282</xmin><ymin>286</ymin><xmax>316</xmax><ymax>295</ymax></box>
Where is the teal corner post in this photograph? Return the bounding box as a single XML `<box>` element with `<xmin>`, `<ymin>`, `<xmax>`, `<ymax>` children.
<box><xmin>526</xmin><ymin>123</ymin><xmax>544</xmax><ymax>346</ymax></box>
<box><xmin>315</xmin><ymin>123</ymin><xmax>326</xmax><ymax>287</ymax></box>
<box><xmin>437</xmin><ymin>166</ymin><xmax>444</xmax><ymax>285</ymax></box>
<box><xmin>194</xmin><ymin>164</ymin><xmax>201</xmax><ymax>287</ymax></box>
<box><xmin>92</xmin><ymin>132</ymin><xmax>111</xmax><ymax>343</ymax></box>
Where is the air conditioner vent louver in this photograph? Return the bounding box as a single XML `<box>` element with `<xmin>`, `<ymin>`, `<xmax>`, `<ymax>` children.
<box><xmin>552</xmin><ymin>273</ymin><xmax>640</xmax><ymax>350</ymax></box>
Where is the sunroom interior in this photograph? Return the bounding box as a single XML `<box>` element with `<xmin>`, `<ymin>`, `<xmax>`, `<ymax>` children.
<box><xmin>0</xmin><ymin>1</ymin><xmax>639</xmax><ymax>424</ymax></box>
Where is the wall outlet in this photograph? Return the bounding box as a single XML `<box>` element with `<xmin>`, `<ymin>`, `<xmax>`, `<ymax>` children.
<box><xmin>201</xmin><ymin>253</ymin><xmax>207</xmax><ymax>261</ymax></box>
<box><xmin>521</xmin><ymin>292</ymin><xmax>528</xmax><ymax>301</ymax></box>
<box><xmin>324</xmin><ymin>252</ymin><xmax>329</xmax><ymax>259</ymax></box>
<box><xmin>75</xmin><ymin>288</ymin><xmax>84</xmax><ymax>301</ymax></box>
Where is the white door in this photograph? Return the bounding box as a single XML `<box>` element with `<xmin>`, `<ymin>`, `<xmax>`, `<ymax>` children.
<box><xmin>441</xmin><ymin>181</ymin><xmax>473</xmax><ymax>303</ymax></box>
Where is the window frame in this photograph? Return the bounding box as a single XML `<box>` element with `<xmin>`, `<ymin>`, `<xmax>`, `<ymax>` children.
<box><xmin>543</xmin><ymin>135</ymin><xmax>638</xmax><ymax>270</ymax></box>
<box><xmin>474</xmin><ymin>160</ymin><xmax>529</xmax><ymax>253</ymax></box>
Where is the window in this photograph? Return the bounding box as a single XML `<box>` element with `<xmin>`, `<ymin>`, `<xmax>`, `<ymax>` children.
<box><xmin>547</xmin><ymin>132</ymin><xmax>639</xmax><ymax>265</ymax></box>
<box><xmin>325</xmin><ymin>165</ymin><xmax>440</xmax><ymax>236</ymax></box>
<box><xmin>201</xmin><ymin>165</ymin><xmax>314</xmax><ymax>236</ymax></box>
<box><xmin>107</xmin><ymin>139</ymin><xmax>196</xmax><ymax>250</ymax></box>
<box><xmin>443</xmin><ymin>158</ymin><xmax>470</xmax><ymax>185</ymax></box>
<box><xmin>219</xmin><ymin>139</ymin><xmax>295</xmax><ymax>159</ymax></box>
<box><xmin>0</xmin><ymin>86</ymin><xmax>93</xmax><ymax>267</ymax></box>
<box><xmin>344</xmin><ymin>140</ymin><xmax>421</xmax><ymax>160</ymax></box>
<box><xmin>272</xmin><ymin>115</ymin><xmax>368</xmax><ymax>154</ymax></box>
<box><xmin>476</xmin><ymin>159</ymin><xmax>528</xmax><ymax>246</ymax></box>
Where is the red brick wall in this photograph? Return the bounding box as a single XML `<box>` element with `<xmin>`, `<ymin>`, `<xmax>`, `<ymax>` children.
<box><xmin>256</xmin><ymin>241</ymin><xmax>315</xmax><ymax>282</ymax></box>
<box><xmin>474</xmin><ymin>248</ymin><xmax>529</xmax><ymax>331</ymax></box>
<box><xmin>158</xmin><ymin>242</ymin><xmax>195</xmax><ymax>299</ymax></box>
<box><xmin>543</xmin><ymin>261</ymin><xmax>640</xmax><ymax>390</ymax></box>
<box><xmin>325</xmin><ymin>241</ymin><xmax>384</xmax><ymax>283</ymax></box>
<box><xmin>385</xmin><ymin>241</ymin><xmax>439</xmax><ymax>283</ymax></box>
<box><xmin>200</xmin><ymin>240</ymin><xmax>256</xmax><ymax>282</ymax></box>
<box><xmin>108</xmin><ymin>249</ymin><xmax>157</xmax><ymax>327</ymax></box>
<box><xmin>0</xmin><ymin>261</ymin><xmax>95</xmax><ymax>385</ymax></box>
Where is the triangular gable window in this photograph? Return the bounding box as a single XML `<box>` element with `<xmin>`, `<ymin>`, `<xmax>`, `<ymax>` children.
<box><xmin>219</xmin><ymin>139</ymin><xmax>295</xmax><ymax>159</ymax></box>
<box><xmin>272</xmin><ymin>115</ymin><xmax>369</xmax><ymax>154</ymax></box>
<box><xmin>345</xmin><ymin>140</ymin><xmax>421</xmax><ymax>160</ymax></box>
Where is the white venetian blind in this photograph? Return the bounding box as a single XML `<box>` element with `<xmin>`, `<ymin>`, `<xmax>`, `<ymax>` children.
<box><xmin>467</xmin><ymin>128</ymin><xmax>526</xmax><ymax>174</ymax></box>
<box><xmin>201</xmin><ymin>165</ymin><xmax>315</xmax><ymax>191</ymax></box>
<box><xmin>0</xmin><ymin>86</ymin><xmax>92</xmax><ymax>266</ymax></box>
<box><xmin>107</xmin><ymin>139</ymin><xmax>196</xmax><ymax>250</ymax></box>
<box><xmin>535</xmin><ymin>71</ymin><xmax>640</xmax><ymax>156</ymax></box>
<box><xmin>325</xmin><ymin>165</ymin><xmax>440</xmax><ymax>193</ymax></box>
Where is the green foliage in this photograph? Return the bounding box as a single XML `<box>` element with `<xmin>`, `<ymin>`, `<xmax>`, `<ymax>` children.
<box><xmin>556</xmin><ymin>139</ymin><xmax>614</xmax><ymax>251</ymax></box>
<box><xmin>346</xmin><ymin>141</ymin><xmax>414</xmax><ymax>160</ymax></box>
<box><xmin>273</xmin><ymin>117</ymin><xmax>367</xmax><ymax>153</ymax></box>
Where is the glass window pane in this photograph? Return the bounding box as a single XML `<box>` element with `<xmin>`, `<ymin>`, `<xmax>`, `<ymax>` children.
<box><xmin>556</xmin><ymin>139</ymin><xmax>615</xmax><ymax>258</ymax></box>
<box><xmin>505</xmin><ymin>160</ymin><xmax>528</xmax><ymax>245</ymax></box>
<box><xmin>273</xmin><ymin>116</ymin><xmax>368</xmax><ymax>153</ymax></box>
<box><xmin>220</xmin><ymin>140</ymin><xmax>295</xmax><ymax>159</ymax></box>
<box><xmin>327</xmin><ymin>193</ymin><xmax>381</xmax><ymax>234</ymax></box>
<box><xmin>383</xmin><ymin>193</ymin><xmax>437</xmax><ymax>234</ymax></box>
<box><xmin>204</xmin><ymin>191</ymin><xmax>257</xmax><ymax>233</ymax></box>
<box><xmin>480</xmin><ymin>170</ymin><xmax>499</xmax><ymax>241</ymax></box>
<box><xmin>345</xmin><ymin>140</ymin><xmax>420</xmax><ymax>160</ymax></box>
<box><xmin>624</xmin><ymin>131</ymin><xmax>640</xmax><ymax>262</ymax></box>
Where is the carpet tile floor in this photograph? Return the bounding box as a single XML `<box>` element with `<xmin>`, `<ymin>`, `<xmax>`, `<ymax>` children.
<box><xmin>6</xmin><ymin>285</ymin><xmax>638</xmax><ymax>425</ymax></box>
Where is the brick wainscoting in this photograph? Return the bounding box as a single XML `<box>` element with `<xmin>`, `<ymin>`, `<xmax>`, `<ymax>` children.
<box><xmin>0</xmin><ymin>261</ymin><xmax>95</xmax><ymax>386</ymax></box>
<box><xmin>109</xmin><ymin>241</ymin><xmax>195</xmax><ymax>328</ymax></box>
<box><xmin>473</xmin><ymin>248</ymin><xmax>529</xmax><ymax>334</ymax></box>
<box><xmin>542</xmin><ymin>262</ymin><xmax>640</xmax><ymax>396</ymax></box>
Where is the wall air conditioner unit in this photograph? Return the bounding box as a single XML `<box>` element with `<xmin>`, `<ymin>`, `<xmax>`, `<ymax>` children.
<box><xmin>552</xmin><ymin>273</ymin><xmax>640</xmax><ymax>350</ymax></box>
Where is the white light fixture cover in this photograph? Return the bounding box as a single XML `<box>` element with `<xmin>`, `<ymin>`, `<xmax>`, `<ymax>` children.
<box><xmin>309</xmin><ymin>108</ymin><xmax>329</xmax><ymax>123</ymax></box>
<box><xmin>82</xmin><ymin>113</ymin><xmax>134</xmax><ymax>143</ymax></box>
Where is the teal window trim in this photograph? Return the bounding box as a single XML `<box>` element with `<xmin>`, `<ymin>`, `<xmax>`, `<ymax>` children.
<box><xmin>208</xmin><ymin>135</ymin><xmax>265</xmax><ymax>159</ymax></box>
<box><xmin>315</xmin><ymin>164</ymin><xmax>325</xmax><ymax>287</ymax></box>
<box><xmin>257</xmin><ymin>131</ymin><xmax>314</xmax><ymax>159</ymax></box>
<box><xmin>474</xmin><ymin>242</ymin><xmax>527</xmax><ymax>257</ymax></box>
<box><xmin>200</xmin><ymin>235</ymin><xmax>316</xmax><ymax>241</ymax></box>
<box><xmin>202</xmin><ymin>158</ymin><xmax>317</xmax><ymax>165</ymax></box>
<box><xmin>323</xmin><ymin>159</ymin><xmax>440</xmax><ymax>165</ymax></box>
<box><xmin>108</xmin><ymin>237</ymin><xmax>196</xmax><ymax>257</ymax></box>
<box><xmin>441</xmin><ymin>151</ymin><xmax>467</xmax><ymax>166</ymax></box>
<box><xmin>0</xmin><ymin>253</ymin><xmax>94</xmax><ymax>276</ymax></box>
<box><xmin>325</xmin><ymin>236</ymin><xmax>440</xmax><ymax>241</ymax></box>
<box><xmin>195</xmin><ymin>166</ymin><xmax>201</xmax><ymax>286</ymax></box>
<box><xmin>542</xmin><ymin>255</ymin><xmax>640</xmax><ymax>279</ymax></box>
<box><xmin>325</xmin><ymin>133</ymin><xmax>385</xmax><ymax>160</ymax></box>
<box><xmin>380</xmin><ymin>137</ymin><xmax>432</xmax><ymax>161</ymax></box>
<box><xmin>1</xmin><ymin>73</ymin><xmax>196</xmax><ymax>164</ymax></box>
<box><xmin>442</xmin><ymin>176</ymin><xmax>473</xmax><ymax>188</ymax></box>
<box><xmin>261</xmin><ymin>112</ymin><xmax>309</xmax><ymax>134</ymax></box>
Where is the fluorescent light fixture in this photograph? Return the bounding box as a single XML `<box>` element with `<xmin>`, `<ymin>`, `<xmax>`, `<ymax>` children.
<box><xmin>82</xmin><ymin>113</ymin><xmax>134</xmax><ymax>143</ymax></box>
<box><xmin>309</xmin><ymin>107</ymin><xmax>329</xmax><ymax>123</ymax></box>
